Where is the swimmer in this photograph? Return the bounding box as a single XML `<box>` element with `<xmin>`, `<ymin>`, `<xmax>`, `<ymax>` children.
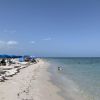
<box><xmin>58</xmin><ymin>66</ymin><xmax>63</xmax><ymax>70</ymax></box>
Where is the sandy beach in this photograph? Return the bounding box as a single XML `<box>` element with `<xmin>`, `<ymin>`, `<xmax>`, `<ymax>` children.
<box><xmin>0</xmin><ymin>59</ymin><xmax>65</xmax><ymax>100</ymax></box>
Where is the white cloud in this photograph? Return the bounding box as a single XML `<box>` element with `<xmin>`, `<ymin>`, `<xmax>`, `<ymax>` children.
<box><xmin>0</xmin><ymin>41</ymin><xmax>6</xmax><ymax>49</ymax></box>
<box><xmin>30</xmin><ymin>41</ymin><xmax>35</xmax><ymax>44</ymax></box>
<box><xmin>7</xmin><ymin>41</ymin><xmax>18</xmax><ymax>45</ymax></box>
<box><xmin>43</xmin><ymin>38</ymin><xmax>51</xmax><ymax>41</ymax></box>
<box><xmin>0</xmin><ymin>40</ymin><xmax>18</xmax><ymax>51</ymax></box>
<box><xmin>3</xmin><ymin>29</ymin><xmax>16</xmax><ymax>34</ymax></box>
<box><xmin>0</xmin><ymin>40</ymin><xmax>18</xmax><ymax>45</ymax></box>
<box><xmin>0</xmin><ymin>41</ymin><xmax>5</xmax><ymax>44</ymax></box>
<box><xmin>0</xmin><ymin>40</ymin><xmax>18</xmax><ymax>53</ymax></box>
<box><xmin>3</xmin><ymin>29</ymin><xmax>8</xmax><ymax>33</ymax></box>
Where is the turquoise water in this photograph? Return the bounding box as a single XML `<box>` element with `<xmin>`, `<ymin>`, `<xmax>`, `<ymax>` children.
<box><xmin>46</xmin><ymin>57</ymin><xmax>100</xmax><ymax>100</ymax></box>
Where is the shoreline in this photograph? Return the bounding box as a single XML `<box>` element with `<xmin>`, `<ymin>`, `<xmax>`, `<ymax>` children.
<box><xmin>0</xmin><ymin>59</ymin><xmax>65</xmax><ymax>100</ymax></box>
<box><xmin>47</xmin><ymin>60</ymin><xmax>89</xmax><ymax>100</ymax></box>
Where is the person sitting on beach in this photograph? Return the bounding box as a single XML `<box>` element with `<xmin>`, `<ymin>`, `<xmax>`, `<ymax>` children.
<box><xmin>31</xmin><ymin>58</ymin><xmax>37</xmax><ymax>64</ymax></box>
<box><xmin>0</xmin><ymin>59</ymin><xmax>6</xmax><ymax>66</ymax></box>
<box><xmin>8</xmin><ymin>59</ymin><xmax>12</xmax><ymax>66</ymax></box>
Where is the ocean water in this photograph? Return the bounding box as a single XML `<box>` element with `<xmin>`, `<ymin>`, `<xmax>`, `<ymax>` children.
<box><xmin>45</xmin><ymin>57</ymin><xmax>100</xmax><ymax>100</ymax></box>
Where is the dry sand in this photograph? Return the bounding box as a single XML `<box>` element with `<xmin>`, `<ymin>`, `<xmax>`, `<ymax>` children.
<box><xmin>0</xmin><ymin>59</ymin><xmax>65</xmax><ymax>100</ymax></box>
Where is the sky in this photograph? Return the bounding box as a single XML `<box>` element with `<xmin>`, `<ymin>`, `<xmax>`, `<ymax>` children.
<box><xmin>0</xmin><ymin>0</ymin><xmax>100</xmax><ymax>57</ymax></box>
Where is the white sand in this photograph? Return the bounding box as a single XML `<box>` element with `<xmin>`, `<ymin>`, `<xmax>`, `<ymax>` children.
<box><xmin>0</xmin><ymin>59</ymin><xmax>65</xmax><ymax>100</ymax></box>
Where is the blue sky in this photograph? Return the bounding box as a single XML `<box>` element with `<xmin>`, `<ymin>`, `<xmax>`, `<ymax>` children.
<box><xmin>0</xmin><ymin>0</ymin><xmax>100</xmax><ymax>57</ymax></box>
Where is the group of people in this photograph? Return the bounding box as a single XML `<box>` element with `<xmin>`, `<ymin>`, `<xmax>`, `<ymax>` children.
<box><xmin>24</xmin><ymin>57</ymin><xmax>37</xmax><ymax>63</ymax></box>
<box><xmin>0</xmin><ymin>59</ymin><xmax>13</xmax><ymax>66</ymax></box>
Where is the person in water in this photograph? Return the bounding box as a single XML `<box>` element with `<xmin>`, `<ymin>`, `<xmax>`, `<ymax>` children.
<box><xmin>58</xmin><ymin>66</ymin><xmax>63</xmax><ymax>70</ymax></box>
<box><xmin>58</xmin><ymin>66</ymin><xmax>60</xmax><ymax>70</ymax></box>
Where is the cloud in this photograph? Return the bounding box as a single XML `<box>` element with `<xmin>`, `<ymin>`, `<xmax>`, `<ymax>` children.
<box><xmin>7</xmin><ymin>41</ymin><xmax>18</xmax><ymax>45</ymax></box>
<box><xmin>30</xmin><ymin>41</ymin><xmax>35</xmax><ymax>44</ymax></box>
<box><xmin>0</xmin><ymin>40</ymin><xmax>18</xmax><ymax>51</ymax></box>
<box><xmin>0</xmin><ymin>40</ymin><xmax>18</xmax><ymax>46</ymax></box>
<box><xmin>0</xmin><ymin>41</ymin><xmax>6</xmax><ymax>49</ymax></box>
<box><xmin>0</xmin><ymin>41</ymin><xmax>5</xmax><ymax>44</ymax></box>
<box><xmin>3</xmin><ymin>29</ymin><xmax>16</xmax><ymax>34</ymax></box>
<box><xmin>43</xmin><ymin>38</ymin><xmax>51</xmax><ymax>41</ymax></box>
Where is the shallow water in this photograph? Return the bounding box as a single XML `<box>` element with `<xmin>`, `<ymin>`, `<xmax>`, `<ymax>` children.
<box><xmin>45</xmin><ymin>57</ymin><xmax>100</xmax><ymax>100</ymax></box>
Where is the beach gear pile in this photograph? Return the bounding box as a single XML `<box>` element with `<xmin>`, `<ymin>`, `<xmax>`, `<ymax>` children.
<box><xmin>0</xmin><ymin>58</ymin><xmax>28</xmax><ymax>82</ymax></box>
<box><xmin>0</xmin><ymin>55</ymin><xmax>38</xmax><ymax>82</ymax></box>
